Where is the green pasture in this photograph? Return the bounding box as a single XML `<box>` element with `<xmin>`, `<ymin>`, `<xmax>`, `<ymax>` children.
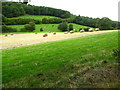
<box><xmin>8</xmin><ymin>15</ymin><xmax>60</xmax><ymax>20</ymax></box>
<box><xmin>2</xmin><ymin>31</ymin><xmax>119</xmax><ymax>88</ymax></box>
<box><xmin>7</xmin><ymin>23</ymin><xmax>91</xmax><ymax>32</ymax></box>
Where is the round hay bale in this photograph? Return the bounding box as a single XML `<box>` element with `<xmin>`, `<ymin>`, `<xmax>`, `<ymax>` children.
<box><xmin>43</xmin><ymin>33</ymin><xmax>48</xmax><ymax>37</ymax></box>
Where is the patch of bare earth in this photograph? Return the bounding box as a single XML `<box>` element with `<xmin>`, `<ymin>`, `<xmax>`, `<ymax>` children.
<box><xmin>0</xmin><ymin>30</ymin><xmax>118</xmax><ymax>49</ymax></box>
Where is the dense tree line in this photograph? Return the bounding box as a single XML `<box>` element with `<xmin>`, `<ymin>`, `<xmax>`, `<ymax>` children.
<box><xmin>3</xmin><ymin>18</ymin><xmax>40</xmax><ymax>25</ymax></box>
<box><xmin>2</xmin><ymin>17</ymin><xmax>63</xmax><ymax>25</ymax></box>
<box><xmin>73</xmin><ymin>15</ymin><xmax>118</xmax><ymax>30</ymax></box>
<box><xmin>2</xmin><ymin>2</ymin><xmax>71</xmax><ymax>18</ymax></box>
<box><xmin>2</xmin><ymin>25</ymin><xmax>18</xmax><ymax>33</ymax></box>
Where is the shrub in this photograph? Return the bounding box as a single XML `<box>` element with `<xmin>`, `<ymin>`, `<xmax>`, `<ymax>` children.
<box><xmin>58</xmin><ymin>22</ymin><xmax>68</xmax><ymax>32</ymax></box>
<box><xmin>20</xmin><ymin>28</ymin><xmax>26</xmax><ymax>32</ymax></box>
<box><xmin>79</xmin><ymin>28</ymin><xmax>83</xmax><ymax>31</ymax></box>
<box><xmin>69</xmin><ymin>24</ymin><xmax>73</xmax><ymax>31</ymax></box>
<box><xmin>40</xmin><ymin>28</ymin><xmax>43</xmax><ymax>32</ymax></box>
<box><xmin>42</xmin><ymin>18</ymin><xmax>49</xmax><ymax>24</ymax></box>
<box><xmin>48</xmin><ymin>18</ymin><xmax>62</xmax><ymax>24</ymax></box>
<box><xmin>20</xmin><ymin>22</ymin><xmax>35</xmax><ymax>32</ymax></box>
<box><xmin>29</xmin><ymin>22</ymin><xmax>35</xmax><ymax>31</ymax></box>
<box><xmin>2</xmin><ymin>25</ymin><xmax>17</xmax><ymax>33</ymax></box>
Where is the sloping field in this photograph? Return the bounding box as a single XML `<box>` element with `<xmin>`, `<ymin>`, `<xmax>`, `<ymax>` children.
<box><xmin>8</xmin><ymin>15</ymin><xmax>60</xmax><ymax>20</ymax></box>
<box><xmin>7</xmin><ymin>23</ymin><xmax>91</xmax><ymax>32</ymax></box>
<box><xmin>1</xmin><ymin>30</ymin><xmax>118</xmax><ymax>49</ymax></box>
<box><xmin>2</xmin><ymin>31</ymin><xmax>119</xmax><ymax>88</ymax></box>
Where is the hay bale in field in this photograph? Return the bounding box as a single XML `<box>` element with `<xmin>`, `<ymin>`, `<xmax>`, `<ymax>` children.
<box><xmin>43</xmin><ymin>33</ymin><xmax>48</xmax><ymax>37</ymax></box>
<box><xmin>89</xmin><ymin>28</ymin><xmax>94</xmax><ymax>32</ymax></box>
<box><xmin>70</xmin><ymin>30</ymin><xmax>74</xmax><ymax>34</ymax></box>
<box><xmin>53</xmin><ymin>32</ymin><xmax>56</xmax><ymax>35</ymax></box>
<box><xmin>10</xmin><ymin>34</ymin><xmax>14</xmax><ymax>35</ymax></box>
<box><xmin>95</xmin><ymin>28</ymin><xmax>100</xmax><ymax>31</ymax></box>
<box><xmin>80</xmin><ymin>29</ymin><xmax>85</xmax><ymax>33</ymax></box>
<box><xmin>35</xmin><ymin>33</ymin><xmax>38</xmax><ymax>34</ymax></box>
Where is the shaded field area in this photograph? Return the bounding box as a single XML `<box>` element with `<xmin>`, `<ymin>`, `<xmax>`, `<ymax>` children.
<box><xmin>0</xmin><ymin>30</ymin><xmax>118</xmax><ymax>49</ymax></box>
<box><xmin>2</xmin><ymin>31</ymin><xmax>119</xmax><ymax>88</ymax></box>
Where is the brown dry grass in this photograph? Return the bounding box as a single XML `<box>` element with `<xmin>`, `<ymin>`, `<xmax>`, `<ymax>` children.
<box><xmin>0</xmin><ymin>30</ymin><xmax>118</xmax><ymax>49</ymax></box>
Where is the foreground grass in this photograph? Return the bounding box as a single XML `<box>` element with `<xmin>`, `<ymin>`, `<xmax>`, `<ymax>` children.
<box><xmin>2</xmin><ymin>32</ymin><xmax>119</xmax><ymax>88</ymax></box>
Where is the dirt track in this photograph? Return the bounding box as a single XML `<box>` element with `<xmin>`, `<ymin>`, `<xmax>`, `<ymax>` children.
<box><xmin>0</xmin><ymin>30</ymin><xmax>118</xmax><ymax>49</ymax></box>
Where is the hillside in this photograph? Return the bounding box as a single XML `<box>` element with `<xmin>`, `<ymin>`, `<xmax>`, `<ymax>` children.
<box><xmin>8</xmin><ymin>23</ymin><xmax>92</xmax><ymax>32</ymax></box>
<box><xmin>2</xmin><ymin>2</ymin><xmax>71</xmax><ymax>18</ymax></box>
<box><xmin>2</xmin><ymin>1</ymin><xmax>118</xmax><ymax>31</ymax></box>
<box><xmin>8</xmin><ymin>15</ymin><xmax>61</xmax><ymax>20</ymax></box>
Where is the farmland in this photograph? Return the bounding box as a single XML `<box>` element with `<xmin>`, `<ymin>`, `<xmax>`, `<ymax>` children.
<box><xmin>1</xmin><ymin>1</ymin><xmax>119</xmax><ymax>89</ymax></box>
<box><xmin>1</xmin><ymin>30</ymin><xmax>118</xmax><ymax>49</ymax></box>
<box><xmin>2</xmin><ymin>31</ymin><xmax>119</xmax><ymax>88</ymax></box>
<box><xmin>7</xmin><ymin>23</ymin><xmax>91</xmax><ymax>32</ymax></box>
<box><xmin>8</xmin><ymin>15</ymin><xmax>61</xmax><ymax>21</ymax></box>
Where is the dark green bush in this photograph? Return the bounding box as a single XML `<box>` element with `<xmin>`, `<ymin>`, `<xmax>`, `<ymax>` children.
<box><xmin>20</xmin><ymin>28</ymin><xmax>26</xmax><ymax>32</ymax></box>
<box><xmin>69</xmin><ymin>24</ymin><xmax>73</xmax><ymax>31</ymax></box>
<box><xmin>29</xmin><ymin>22</ymin><xmax>35</xmax><ymax>31</ymax></box>
<box><xmin>2</xmin><ymin>25</ymin><xmax>17</xmax><ymax>33</ymax></box>
<box><xmin>20</xmin><ymin>22</ymin><xmax>35</xmax><ymax>32</ymax></box>
<box><xmin>42</xmin><ymin>18</ymin><xmax>49</xmax><ymax>24</ymax></box>
<box><xmin>79</xmin><ymin>28</ymin><xmax>83</xmax><ymax>31</ymax></box>
<box><xmin>40</xmin><ymin>28</ymin><xmax>43</xmax><ymax>32</ymax></box>
<box><xmin>48</xmin><ymin>18</ymin><xmax>62</xmax><ymax>24</ymax></box>
<box><xmin>58</xmin><ymin>22</ymin><xmax>68</xmax><ymax>32</ymax></box>
<box><xmin>4</xmin><ymin>18</ymin><xmax>37</xmax><ymax>25</ymax></box>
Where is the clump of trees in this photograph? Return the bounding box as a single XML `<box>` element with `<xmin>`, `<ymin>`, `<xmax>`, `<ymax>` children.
<box><xmin>58</xmin><ymin>22</ymin><xmax>68</xmax><ymax>31</ymax></box>
<box><xmin>20</xmin><ymin>22</ymin><xmax>35</xmax><ymax>32</ymax></box>
<box><xmin>69</xmin><ymin>24</ymin><xmax>73</xmax><ymax>31</ymax></box>
<box><xmin>73</xmin><ymin>15</ymin><xmax>118</xmax><ymax>30</ymax></box>
<box><xmin>3</xmin><ymin>18</ymin><xmax>39</xmax><ymax>25</ymax></box>
<box><xmin>42</xmin><ymin>18</ymin><xmax>49</xmax><ymax>24</ymax></box>
<box><xmin>3</xmin><ymin>17</ymin><xmax>62</xmax><ymax>25</ymax></box>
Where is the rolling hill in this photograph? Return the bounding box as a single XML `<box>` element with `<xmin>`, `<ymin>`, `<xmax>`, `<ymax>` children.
<box><xmin>7</xmin><ymin>23</ymin><xmax>92</xmax><ymax>33</ymax></box>
<box><xmin>8</xmin><ymin>15</ymin><xmax>61</xmax><ymax>21</ymax></box>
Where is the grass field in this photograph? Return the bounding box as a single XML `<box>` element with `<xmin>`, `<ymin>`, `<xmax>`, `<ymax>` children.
<box><xmin>7</xmin><ymin>23</ymin><xmax>91</xmax><ymax>33</ymax></box>
<box><xmin>8</xmin><ymin>15</ymin><xmax>61</xmax><ymax>20</ymax></box>
<box><xmin>2</xmin><ymin>31</ymin><xmax>119</xmax><ymax>88</ymax></box>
